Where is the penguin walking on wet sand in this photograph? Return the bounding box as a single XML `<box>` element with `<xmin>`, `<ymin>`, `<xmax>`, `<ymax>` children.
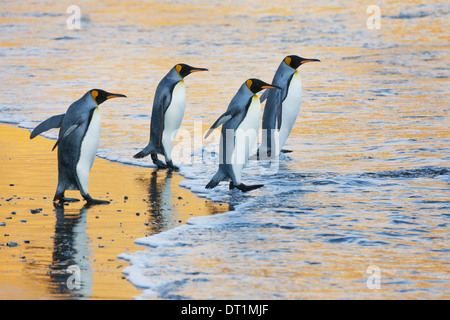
<box><xmin>30</xmin><ymin>89</ymin><xmax>127</xmax><ymax>205</ymax></box>
<box><xmin>134</xmin><ymin>63</ymin><xmax>208</xmax><ymax>171</ymax></box>
<box><xmin>204</xmin><ymin>79</ymin><xmax>281</xmax><ymax>192</ymax></box>
<box><xmin>257</xmin><ymin>55</ymin><xmax>320</xmax><ymax>160</ymax></box>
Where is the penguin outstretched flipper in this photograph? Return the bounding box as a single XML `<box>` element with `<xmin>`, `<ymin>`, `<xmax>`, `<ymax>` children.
<box><xmin>52</xmin><ymin>115</ymin><xmax>86</xmax><ymax>151</ymax></box>
<box><xmin>204</xmin><ymin>108</ymin><xmax>240</xmax><ymax>139</ymax></box>
<box><xmin>30</xmin><ymin>114</ymin><xmax>65</xmax><ymax>139</ymax></box>
<box><xmin>32</xmin><ymin>89</ymin><xmax>127</xmax><ymax>204</ymax></box>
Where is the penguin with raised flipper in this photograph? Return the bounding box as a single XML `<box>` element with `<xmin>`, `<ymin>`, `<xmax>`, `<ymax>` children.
<box><xmin>30</xmin><ymin>89</ymin><xmax>127</xmax><ymax>205</ymax></box>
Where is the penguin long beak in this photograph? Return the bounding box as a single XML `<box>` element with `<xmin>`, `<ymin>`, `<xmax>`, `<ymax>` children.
<box><xmin>262</xmin><ymin>85</ymin><xmax>282</xmax><ymax>90</ymax></box>
<box><xmin>106</xmin><ymin>93</ymin><xmax>127</xmax><ymax>99</ymax></box>
<box><xmin>301</xmin><ymin>58</ymin><xmax>321</xmax><ymax>64</ymax></box>
<box><xmin>189</xmin><ymin>67</ymin><xmax>209</xmax><ymax>73</ymax></box>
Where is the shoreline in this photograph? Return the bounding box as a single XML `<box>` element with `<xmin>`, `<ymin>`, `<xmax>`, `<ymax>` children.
<box><xmin>0</xmin><ymin>123</ymin><xmax>230</xmax><ymax>299</ymax></box>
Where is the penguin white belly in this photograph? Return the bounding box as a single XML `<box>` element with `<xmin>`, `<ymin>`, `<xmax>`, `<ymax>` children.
<box><xmin>162</xmin><ymin>80</ymin><xmax>185</xmax><ymax>160</ymax></box>
<box><xmin>77</xmin><ymin>108</ymin><xmax>101</xmax><ymax>194</ymax></box>
<box><xmin>277</xmin><ymin>70</ymin><xmax>302</xmax><ymax>153</ymax></box>
<box><xmin>231</xmin><ymin>95</ymin><xmax>261</xmax><ymax>183</ymax></box>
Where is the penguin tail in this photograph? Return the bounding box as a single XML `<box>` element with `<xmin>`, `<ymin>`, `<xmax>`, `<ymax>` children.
<box><xmin>134</xmin><ymin>144</ymin><xmax>154</xmax><ymax>159</ymax></box>
<box><xmin>205</xmin><ymin>178</ymin><xmax>220</xmax><ymax>189</ymax></box>
<box><xmin>205</xmin><ymin>171</ymin><xmax>226</xmax><ymax>189</ymax></box>
<box><xmin>134</xmin><ymin>150</ymin><xmax>149</xmax><ymax>159</ymax></box>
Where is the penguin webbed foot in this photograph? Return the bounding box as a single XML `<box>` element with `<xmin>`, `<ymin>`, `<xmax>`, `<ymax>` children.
<box><xmin>166</xmin><ymin>160</ymin><xmax>180</xmax><ymax>172</ymax></box>
<box><xmin>151</xmin><ymin>154</ymin><xmax>168</xmax><ymax>169</ymax></box>
<box><xmin>53</xmin><ymin>194</ymin><xmax>81</xmax><ymax>206</ymax></box>
<box><xmin>230</xmin><ymin>182</ymin><xmax>264</xmax><ymax>192</ymax></box>
<box><xmin>281</xmin><ymin>149</ymin><xmax>293</xmax><ymax>154</ymax></box>
<box><xmin>83</xmin><ymin>194</ymin><xmax>110</xmax><ymax>206</ymax></box>
<box><xmin>86</xmin><ymin>199</ymin><xmax>110</xmax><ymax>206</ymax></box>
<box><xmin>255</xmin><ymin>149</ymin><xmax>272</xmax><ymax>160</ymax></box>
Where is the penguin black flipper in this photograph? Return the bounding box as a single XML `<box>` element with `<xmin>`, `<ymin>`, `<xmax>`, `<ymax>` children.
<box><xmin>30</xmin><ymin>114</ymin><xmax>65</xmax><ymax>139</ymax></box>
<box><xmin>204</xmin><ymin>108</ymin><xmax>240</xmax><ymax>139</ymax></box>
<box><xmin>257</xmin><ymin>88</ymin><xmax>283</xmax><ymax>159</ymax></box>
<box><xmin>259</xmin><ymin>90</ymin><xmax>268</xmax><ymax>103</ymax></box>
<box><xmin>264</xmin><ymin>88</ymin><xmax>283</xmax><ymax>131</ymax></box>
<box><xmin>52</xmin><ymin>116</ymin><xmax>86</xmax><ymax>151</ymax></box>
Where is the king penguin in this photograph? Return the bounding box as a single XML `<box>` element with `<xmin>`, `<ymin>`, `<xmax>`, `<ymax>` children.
<box><xmin>134</xmin><ymin>63</ymin><xmax>208</xmax><ymax>170</ymax></box>
<box><xmin>30</xmin><ymin>89</ymin><xmax>127</xmax><ymax>205</ymax></box>
<box><xmin>205</xmin><ymin>79</ymin><xmax>281</xmax><ymax>192</ymax></box>
<box><xmin>257</xmin><ymin>55</ymin><xmax>320</xmax><ymax>160</ymax></box>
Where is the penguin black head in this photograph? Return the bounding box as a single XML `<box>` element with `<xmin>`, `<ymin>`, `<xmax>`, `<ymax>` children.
<box><xmin>284</xmin><ymin>55</ymin><xmax>320</xmax><ymax>69</ymax></box>
<box><xmin>175</xmin><ymin>64</ymin><xmax>209</xmax><ymax>78</ymax></box>
<box><xmin>245</xmin><ymin>79</ymin><xmax>281</xmax><ymax>94</ymax></box>
<box><xmin>90</xmin><ymin>89</ymin><xmax>127</xmax><ymax>105</ymax></box>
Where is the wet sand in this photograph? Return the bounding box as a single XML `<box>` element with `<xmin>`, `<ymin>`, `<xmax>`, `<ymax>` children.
<box><xmin>0</xmin><ymin>123</ymin><xmax>230</xmax><ymax>299</ymax></box>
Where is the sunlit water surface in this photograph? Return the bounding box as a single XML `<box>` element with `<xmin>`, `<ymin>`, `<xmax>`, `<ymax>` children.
<box><xmin>1</xmin><ymin>0</ymin><xmax>449</xmax><ymax>299</ymax></box>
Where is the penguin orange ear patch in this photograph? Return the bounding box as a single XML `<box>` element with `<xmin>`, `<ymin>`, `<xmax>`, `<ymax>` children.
<box><xmin>91</xmin><ymin>90</ymin><xmax>98</xmax><ymax>101</ymax></box>
<box><xmin>246</xmin><ymin>79</ymin><xmax>253</xmax><ymax>90</ymax></box>
<box><xmin>176</xmin><ymin>64</ymin><xmax>182</xmax><ymax>75</ymax></box>
<box><xmin>284</xmin><ymin>56</ymin><xmax>292</xmax><ymax>66</ymax></box>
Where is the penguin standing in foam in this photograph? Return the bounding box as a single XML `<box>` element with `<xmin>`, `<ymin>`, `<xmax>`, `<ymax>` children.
<box><xmin>30</xmin><ymin>89</ymin><xmax>127</xmax><ymax>205</ymax></box>
<box><xmin>205</xmin><ymin>79</ymin><xmax>280</xmax><ymax>192</ymax></box>
<box><xmin>257</xmin><ymin>55</ymin><xmax>320</xmax><ymax>159</ymax></box>
<box><xmin>134</xmin><ymin>64</ymin><xmax>208</xmax><ymax>170</ymax></box>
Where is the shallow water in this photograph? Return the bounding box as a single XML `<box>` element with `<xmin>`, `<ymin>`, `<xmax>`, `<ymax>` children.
<box><xmin>1</xmin><ymin>0</ymin><xmax>449</xmax><ymax>299</ymax></box>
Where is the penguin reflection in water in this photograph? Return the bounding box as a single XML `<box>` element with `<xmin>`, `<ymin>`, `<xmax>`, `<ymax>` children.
<box><xmin>134</xmin><ymin>64</ymin><xmax>208</xmax><ymax>170</ymax></box>
<box><xmin>30</xmin><ymin>89</ymin><xmax>127</xmax><ymax>205</ymax></box>
<box><xmin>205</xmin><ymin>79</ymin><xmax>281</xmax><ymax>192</ymax></box>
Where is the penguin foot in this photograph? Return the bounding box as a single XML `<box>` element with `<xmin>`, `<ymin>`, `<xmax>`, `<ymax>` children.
<box><xmin>86</xmin><ymin>199</ymin><xmax>110</xmax><ymax>205</ymax></box>
<box><xmin>255</xmin><ymin>149</ymin><xmax>272</xmax><ymax>160</ymax></box>
<box><xmin>166</xmin><ymin>160</ymin><xmax>179</xmax><ymax>172</ymax></box>
<box><xmin>154</xmin><ymin>161</ymin><xmax>168</xmax><ymax>169</ymax></box>
<box><xmin>62</xmin><ymin>197</ymin><xmax>81</xmax><ymax>203</ymax></box>
<box><xmin>151</xmin><ymin>154</ymin><xmax>168</xmax><ymax>169</ymax></box>
<box><xmin>83</xmin><ymin>194</ymin><xmax>110</xmax><ymax>205</ymax></box>
<box><xmin>281</xmin><ymin>149</ymin><xmax>293</xmax><ymax>154</ymax></box>
<box><xmin>53</xmin><ymin>196</ymin><xmax>80</xmax><ymax>205</ymax></box>
<box><xmin>233</xmin><ymin>183</ymin><xmax>264</xmax><ymax>192</ymax></box>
